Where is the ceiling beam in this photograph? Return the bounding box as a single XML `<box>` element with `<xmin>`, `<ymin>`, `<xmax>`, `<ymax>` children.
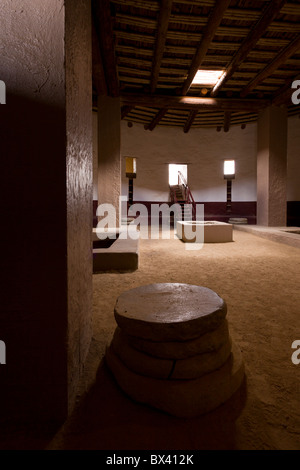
<box><xmin>121</xmin><ymin>105</ymin><xmax>134</xmax><ymax>119</ymax></box>
<box><xmin>150</xmin><ymin>0</ymin><xmax>173</xmax><ymax>94</ymax></box>
<box><xmin>223</xmin><ymin>111</ymin><xmax>231</xmax><ymax>132</ymax></box>
<box><xmin>92</xmin><ymin>20</ymin><xmax>107</xmax><ymax>97</ymax></box>
<box><xmin>121</xmin><ymin>93</ymin><xmax>270</xmax><ymax>111</ymax></box>
<box><xmin>181</xmin><ymin>0</ymin><xmax>231</xmax><ymax>95</ymax></box>
<box><xmin>92</xmin><ymin>0</ymin><xmax>119</xmax><ymax>97</ymax></box>
<box><xmin>145</xmin><ymin>108</ymin><xmax>168</xmax><ymax>131</ymax></box>
<box><xmin>240</xmin><ymin>34</ymin><xmax>300</xmax><ymax>97</ymax></box>
<box><xmin>183</xmin><ymin>110</ymin><xmax>198</xmax><ymax>133</ymax></box>
<box><xmin>211</xmin><ymin>0</ymin><xmax>288</xmax><ymax>97</ymax></box>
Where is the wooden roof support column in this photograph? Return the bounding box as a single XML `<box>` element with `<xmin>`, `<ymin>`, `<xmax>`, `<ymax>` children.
<box><xmin>150</xmin><ymin>0</ymin><xmax>173</xmax><ymax>94</ymax></box>
<box><xmin>145</xmin><ymin>108</ymin><xmax>168</xmax><ymax>131</ymax></box>
<box><xmin>223</xmin><ymin>111</ymin><xmax>231</xmax><ymax>132</ymax></box>
<box><xmin>211</xmin><ymin>0</ymin><xmax>288</xmax><ymax>97</ymax></box>
<box><xmin>240</xmin><ymin>34</ymin><xmax>300</xmax><ymax>97</ymax></box>
<box><xmin>183</xmin><ymin>109</ymin><xmax>198</xmax><ymax>133</ymax></box>
<box><xmin>181</xmin><ymin>0</ymin><xmax>231</xmax><ymax>96</ymax></box>
<box><xmin>92</xmin><ymin>0</ymin><xmax>119</xmax><ymax>97</ymax></box>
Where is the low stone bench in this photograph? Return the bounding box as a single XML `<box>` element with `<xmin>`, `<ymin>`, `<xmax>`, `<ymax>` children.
<box><xmin>92</xmin><ymin>227</ymin><xmax>139</xmax><ymax>272</ymax></box>
<box><xmin>105</xmin><ymin>283</ymin><xmax>245</xmax><ymax>418</ymax></box>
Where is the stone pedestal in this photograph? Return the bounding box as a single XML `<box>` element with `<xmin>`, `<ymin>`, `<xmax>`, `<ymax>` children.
<box><xmin>105</xmin><ymin>283</ymin><xmax>245</xmax><ymax>418</ymax></box>
<box><xmin>177</xmin><ymin>221</ymin><xmax>233</xmax><ymax>243</ymax></box>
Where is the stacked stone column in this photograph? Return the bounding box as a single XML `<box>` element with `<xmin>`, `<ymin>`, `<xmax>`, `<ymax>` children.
<box><xmin>106</xmin><ymin>283</ymin><xmax>244</xmax><ymax>418</ymax></box>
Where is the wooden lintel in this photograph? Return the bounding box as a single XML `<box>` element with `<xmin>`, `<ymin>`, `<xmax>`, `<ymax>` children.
<box><xmin>223</xmin><ymin>111</ymin><xmax>231</xmax><ymax>132</ymax></box>
<box><xmin>181</xmin><ymin>0</ymin><xmax>231</xmax><ymax>95</ymax></box>
<box><xmin>183</xmin><ymin>109</ymin><xmax>198</xmax><ymax>133</ymax></box>
<box><xmin>211</xmin><ymin>0</ymin><xmax>288</xmax><ymax>97</ymax></box>
<box><xmin>145</xmin><ymin>108</ymin><xmax>168</xmax><ymax>131</ymax></box>
<box><xmin>241</xmin><ymin>34</ymin><xmax>300</xmax><ymax>97</ymax></box>
<box><xmin>150</xmin><ymin>0</ymin><xmax>173</xmax><ymax>94</ymax></box>
<box><xmin>121</xmin><ymin>93</ymin><xmax>270</xmax><ymax>111</ymax></box>
<box><xmin>92</xmin><ymin>0</ymin><xmax>119</xmax><ymax>97</ymax></box>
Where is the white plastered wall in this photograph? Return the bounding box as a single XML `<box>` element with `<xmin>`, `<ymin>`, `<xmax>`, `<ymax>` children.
<box><xmin>120</xmin><ymin>121</ymin><xmax>257</xmax><ymax>202</ymax></box>
<box><xmin>92</xmin><ymin>115</ymin><xmax>300</xmax><ymax>204</ymax></box>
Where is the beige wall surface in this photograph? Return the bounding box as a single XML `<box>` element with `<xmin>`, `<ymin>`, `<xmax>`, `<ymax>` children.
<box><xmin>120</xmin><ymin>121</ymin><xmax>257</xmax><ymax>202</ymax></box>
<box><xmin>92</xmin><ymin>115</ymin><xmax>300</xmax><ymax>204</ymax></box>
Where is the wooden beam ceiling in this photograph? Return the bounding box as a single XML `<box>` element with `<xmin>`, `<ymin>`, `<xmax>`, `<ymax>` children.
<box><xmin>150</xmin><ymin>0</ymin><xmax>173</xmax><ymax>94</ymax></box>
<box><xmin>93</xmin><ymin>0</ymin><xmax>300</xmax><ymax>129</ymax></box>
<box><xmin>181</xmin><ymin>0</ymin><xmax>231</xmax><ymax>96</ymax></box>
<box><xmin>211</xmin><ymin>0</ymin><xmax>288</xmax><ymax>97</ymax></box>
<box><xmin>241</xmin><ymin>35</ymin><xmax>300</xmax><ymax>97</ymax></box>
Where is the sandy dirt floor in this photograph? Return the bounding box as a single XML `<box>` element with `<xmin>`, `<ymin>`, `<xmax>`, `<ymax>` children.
<box><xmin>43</xmin><ymin>228</ymin><xmax>300</xmax><ymax>451</ymax></box>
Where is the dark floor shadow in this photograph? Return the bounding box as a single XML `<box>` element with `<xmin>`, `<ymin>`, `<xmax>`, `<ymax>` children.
<box><xmin>55</xmin><ymin>358</ymin><xmax>247</xmax><ymax>450</ymax></box>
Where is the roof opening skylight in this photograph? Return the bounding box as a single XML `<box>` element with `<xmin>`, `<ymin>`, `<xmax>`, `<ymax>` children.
<box><xmin>192</xmin><ymin>69</ymin><xmax>225</xmax><ymax>86</ymax></box>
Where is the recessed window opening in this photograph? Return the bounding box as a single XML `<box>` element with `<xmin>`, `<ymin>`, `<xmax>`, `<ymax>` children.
<box><xmin>192</xmin><ymin>69</ymin><xmax>225</xmax><ymax>86</ymax></box>
<box><xmin>224</xmin><ymin>160</ymin><xmax>235</xmax><ymax>178</ymax></box>
<box><xmin>169</xmin><ymin>164</ymin><xmax>188</xmax><ymax>185</ymax></box>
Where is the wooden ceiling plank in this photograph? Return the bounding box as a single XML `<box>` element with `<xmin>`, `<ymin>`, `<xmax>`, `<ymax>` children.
<box><xmin>150</xmin><ymin>0</ymin><xmax>173</xmax><ymax>94</ymax></box>
<box><xmin>121</xmin><ymin>93</ymin><xmax>270</xmax><ymax>111</ymax></box>
<box><xmin>92</xmin><ymin>0</ymin><xmax>119</xmax><ymax>97</ymax></box>
<box><xmin>241</xmin><ymin>34</ymin><xmax>300</xmax><ymax>97</ymax></box>
<box><xmin>211</xmin><ymin>0</ymin><xmax>288</xmax><ymax>97</ymax></box>
<box><xmin>181</xmin><ymin>0</ymin><xmax>232</xmax><ymax>95</ymax></box>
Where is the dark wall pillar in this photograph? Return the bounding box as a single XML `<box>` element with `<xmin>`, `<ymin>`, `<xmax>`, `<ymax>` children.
<box><xmin>257</xmin><ymin>106</ymin><xmax>287</xmax><ymax>226</ymax></box>
<box><xmin>0</xmin><ymin>0</ymin><xmax>93</xmax><ymax>431</ymax></box>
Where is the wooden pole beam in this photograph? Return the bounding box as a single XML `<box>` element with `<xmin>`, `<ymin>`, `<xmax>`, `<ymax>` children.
<box><xmin>211</xmin><ymin>0</ymin><xmax>288</xmax><ymax>97</ymax></box>
<box><xmin>240</xmin><ymin>34</ymin><xmax>300</xmax><ymax>97</ymax></box>
<box><xmin>183</xmin><ymin>109</ymin><xmax>198</xmax><ymax>133</ymax></box>
<box><xmin>92</xmin><ymin>0</ymin><xmax>119</xmax><ymax>97</ymax></box>
<box><xmin>121</xmin><ymin>93</ymin><xmax>270</xmax><ymax>111</ymax></box>
<box><xmin>181</xmin><ymin>0</ymin><xmax>231</xmax><ymax>95</ymax></box>
<box><xmin>121</xmin><ymin>105</ymin><xmax>134</xmax><ymax>119</ymax></box>
<box><xmin>223</xmin><ymin>111</ymin><xmax>231</xmax><ymax>132</ymax></box>
<box><xmin>150</xmin><ymin>0</ymin><xmax>173</xmax><ymax>94</ymax></box>
<box><xmin>145</xmin><ymin>108</ymin><xmax>168</xmax><ymax>131</ymax></box>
